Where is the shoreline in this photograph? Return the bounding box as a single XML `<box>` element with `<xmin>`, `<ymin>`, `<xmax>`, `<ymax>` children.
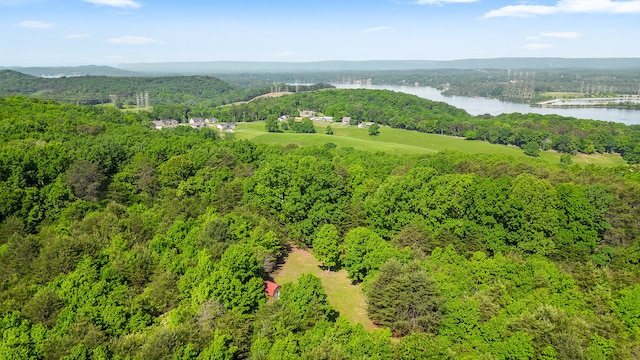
<box><xmin>535</xmin><ymin>95</ymin><xmax>640</xmax><ymax>109</ymax></box>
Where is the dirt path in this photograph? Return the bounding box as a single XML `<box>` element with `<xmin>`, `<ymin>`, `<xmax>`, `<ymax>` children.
<box><xmin>219</xmin><ymin>91</ymin><xmax>292</xmax><ymax>107</ymax></box>
<box><xmin>272</xmin><ymin>247</ymin><xmax>377</xmax><ymax>330</ymax></box>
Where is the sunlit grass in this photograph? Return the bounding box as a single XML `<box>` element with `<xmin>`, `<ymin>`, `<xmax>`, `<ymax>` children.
<box><xmin>273</xmin><ymin>248</ymin><xmax>376</xmax><ymax>330</ymax></box>
<box><xmin>539</xmin><ymin>92</ymin><xmax>585</xmax><ymax>99</ymax></box>
<box><xmin>234</xmin><ymin>121</ymin><xmax>626</xmax><ymax>167</ymax></box>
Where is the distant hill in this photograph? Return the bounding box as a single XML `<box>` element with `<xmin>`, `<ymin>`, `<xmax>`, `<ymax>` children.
<box><xmin>117</xmin><ymin>58</ymin><xmax>640</xmax><ymax>74</ymax></box>
<box><xmin>0</xmin><ymin>65</ymin><xmax>139</xmax><ymax>77</ymax></box>
<box><xmin>0</xmin><ymin>70</ymin><xmax>235</xmax><ymax>105</ymax></box>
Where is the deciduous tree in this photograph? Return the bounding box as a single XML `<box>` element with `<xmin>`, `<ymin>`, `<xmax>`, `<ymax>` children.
<box><xmin>368</xmin><ymin>123</ymin><xmax>380</xmax><ymax>136</ymax></box>
<box><xmin>312</xmin><ymin>224</ymin><xmax>340</xmax><ymax>270</ymax></box>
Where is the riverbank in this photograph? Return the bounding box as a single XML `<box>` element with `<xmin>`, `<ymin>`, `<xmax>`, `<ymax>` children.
<box><xmin>334</xmin><ymin>84</ymin><xmax>640</xmax><ymax>125</ymax></box>
<box><xmin>536</xmin><ymin>95</ymin><xmax>640</xmax><ymax>109</ymax></box>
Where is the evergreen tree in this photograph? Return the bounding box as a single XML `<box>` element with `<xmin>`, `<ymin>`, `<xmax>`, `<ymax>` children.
<box><xmin>365</xmin><ymin>260</ymin><xmax>443</xmax><ymax>336</ymax></box>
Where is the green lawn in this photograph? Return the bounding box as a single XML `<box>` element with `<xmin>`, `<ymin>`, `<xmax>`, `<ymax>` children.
<box><xmin>234</xmin><ymin>121</ymin><xmax>626</xmax><ymax>167</ymax></box>
<box><xmin>539</xmin><ymin>92</ymin><xmax>584</xmax><ymax>99</ymax></box>
<box><xmin>273</xmin><ymin>248</ymin><xmax>376</xmax><ymax>330</ymax></box>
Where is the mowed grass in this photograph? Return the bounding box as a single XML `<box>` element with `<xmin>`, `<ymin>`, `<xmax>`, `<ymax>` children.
<box><xmin>273</xmin><ymin>248</ymin><xmax>376</xmax><ymax>330</ymax></box>
<box><xmin>539</xmin><ymin>92</ymin><xmax>585</xmax><ymax>99</ymax></box>
<box><xmin>234</xmin><ymin>121</ymin><xmax>626</xmax><ymax>167</ymax></box>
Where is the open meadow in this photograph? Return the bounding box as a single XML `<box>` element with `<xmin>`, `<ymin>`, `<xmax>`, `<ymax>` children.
<box><xmin>234</xmin><ymin>121</ymin><xmax>626</xmax><ymax>167</ymax></box>
<box><xmin>272</xmin><ymin>247</ymin><xmax>376</xmax><ymax>330</ymax></box>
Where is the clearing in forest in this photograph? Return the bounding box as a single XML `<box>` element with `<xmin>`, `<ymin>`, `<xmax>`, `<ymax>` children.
<box><xmin>272</xmin><ymin>247</ymin><xmax>376</xmax><ymax>330</ymax></box>
<box><xmin>234</xmin><ymin>121</ymin><xmax>626</xmax><ymax>167</ymax></box>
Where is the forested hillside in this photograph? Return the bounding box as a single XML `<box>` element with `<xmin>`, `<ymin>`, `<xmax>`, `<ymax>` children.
<box><xmin>0</xmin><ymin>70</ymin><xmax>300</xmax><ymax>108</ymax></box>
<box><xmin>1</xmin><ymin>96</ymin><xmax>639</xmax><ymax>359</ymax></box>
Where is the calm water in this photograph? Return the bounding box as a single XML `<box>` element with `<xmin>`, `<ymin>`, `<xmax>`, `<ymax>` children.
<box><xmin>334</xmin><ymin>84</ymin><xmax>640</xmax><ymax>125</ymax></box>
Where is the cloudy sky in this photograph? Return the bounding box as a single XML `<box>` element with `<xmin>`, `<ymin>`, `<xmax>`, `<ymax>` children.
<box><xmin>1</xmin><ymin>0</ymin><xmax>640</xmax><ymax>66</ymax></box>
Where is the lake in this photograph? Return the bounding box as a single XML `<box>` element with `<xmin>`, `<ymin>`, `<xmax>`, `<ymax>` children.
<box><xmin>333</xmin><ymin>84</ymin><xmax>640</xmax><ymax>125</ymax></box>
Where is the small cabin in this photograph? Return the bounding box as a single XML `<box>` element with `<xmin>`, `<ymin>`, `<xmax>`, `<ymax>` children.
<box><xmin>263</xmin><ymin>280</ymin><xmax>281</xmax><ymax>300</ymax></box>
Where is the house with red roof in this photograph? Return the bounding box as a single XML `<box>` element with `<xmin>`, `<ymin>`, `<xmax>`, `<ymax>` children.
<box><xmin>263</xmin><ymin>280</ymin><xmax>281</xmax><ymax>300</ymax></box>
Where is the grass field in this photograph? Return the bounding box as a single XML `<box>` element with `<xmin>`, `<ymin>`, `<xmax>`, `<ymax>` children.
<box><xmin>234</xmin><ymin>121</ymin><xmax>626</xmax><ymax>167</ymax></box>
<box><xmin>273</xmin><ymin>248</ymin><xmax>376</xmax><ymax>330</ymax></box>
<box><xmin>539</xmin><ymin>92</ymin><xmax>585</xmax><ymax>99</ymax></box>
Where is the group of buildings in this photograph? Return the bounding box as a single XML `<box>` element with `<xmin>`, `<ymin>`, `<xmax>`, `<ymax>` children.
<box><xmin>152</xmin><ymin>117</ymin><xmax>236</xmax><ymax>132</ymax></box>
<box><xmin>278</xmin><ymin>110</ymin><xmax>334</xmax><ymax>122</ymax></box>
<box><xmin>279</xmin><ymin>111</ymin><xmax>374</xmax><ymax>128</ymax></box>
<box><xmin>153</xmin><ymin>111</ymin><xmax>376</xmax><ymax>132</ymax></box>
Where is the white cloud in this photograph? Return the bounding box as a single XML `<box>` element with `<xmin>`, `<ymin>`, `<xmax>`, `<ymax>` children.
<box><xmin>65</xmin><ymin>33</ymin><xmax>90</xmax><ymax>39</ymax></box>
<box><xmin>107</xmin><ymin>36</ymin><xmax>162</xmax><ymax>45</ymax></box>
<box><xmin>18</xmin><ymin>20</ymin><xmax>53</xmax><ymax>29</ymax></box>
<box><xmin>273</xmin><ymin>51</ymin><xmax>294</xmax><ymax>58</ymax></box>
<box><xmin>1</xmin><ymin>0</ymin><xmax>36</xmax><ymax>4</ymax></box>
<box><xmin>540</xmin><ymin>31</ymin><xmax>581</xmax><ymax>39</ymax></box>
<box><xmin>526</xmin><ymin>36</ymin><xmax>541</xmax><ymax>40</ymax></box>
<box><xmin>484</xmin><ymin>0</ymin><xmax>640</xmax><ymax>18</ymax></box>
<box><xmin>484</xmin><ymin>5</ymin><xmax>556</xmax><ymax>18</ymax></box>
<box><xmin>522</xmin><ymin>43</ymin><xmax>554</xmax><ymax>50</ymax></box>
<box><xmin>83</xmin><ymin>0</ymin><xmax>141</xmax><ymax>8</ymax></box>
<box><xmin>1</xmin><ymin>0</ymin><xmax>45</xmax><ymax>5</ymax></box>
<box><xmin>415</xmin><ymin>0</ymin><xmax>478</xmax><ymax>4</ymax></box>
<box><xmin>362</xmin><ymin>26</ymin><xmax>391</xmax><ymax>33</ymax></box>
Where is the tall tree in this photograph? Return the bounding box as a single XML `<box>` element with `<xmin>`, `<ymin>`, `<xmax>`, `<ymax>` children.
<box><xmin>365</xmin><ymin>259</ymin><xmax>443</xmax><ymax>336</ymax></box>
<box><xmin>312</xmin><ymin>224</ymin><xmax>340</xmax><ymax>270</ymax></box>
<box><xmin>66</xmin><ymin>160</ymin><xmax>106</xmax><ymax>202</ymax></box>
<box><xmin>265</xmin><ymin>115</ymin><xmax>280</xmax><ymax>133</ymax></box>
<box><xmin>342</xmin><ymin>227</ymin><xmax>408</xmax><ymax>282</ymax></box>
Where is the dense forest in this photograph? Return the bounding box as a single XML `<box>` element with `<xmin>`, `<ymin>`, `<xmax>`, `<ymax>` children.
<box><xmin>1</xmin><ymin>96</ymin><xmax>640</xmax><ymax>359</ymax></box>
<box><xmin>206</xmin><ymin>89</ymin><xmax>640</xmax><ymax>163</ymax></box>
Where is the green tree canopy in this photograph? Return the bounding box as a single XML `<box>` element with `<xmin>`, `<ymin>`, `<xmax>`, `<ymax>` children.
<box><xmin>368</xmin><ymin>123</ymin><xmax>380</xmax><ymax>136</ymax></box>
<box><xmin>365</xmin><ymin>259</ymin><xmax>443</xmax><ymax>336</ymax></box>
<box><xmin>312</xmin><ymin>224</ymin><xmax>341</xmax><ymax>270</ymax></box>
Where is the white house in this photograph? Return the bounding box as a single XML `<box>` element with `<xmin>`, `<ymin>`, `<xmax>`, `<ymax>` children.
<box><xmin>217</xmin><ymin>123</ymin><xmax>236</xmax><ymax>132</ymax></box>
<box><xmin>152</xmin><ymin>119</ymin><xmax>179</xmax><ymax>130</ymax></box>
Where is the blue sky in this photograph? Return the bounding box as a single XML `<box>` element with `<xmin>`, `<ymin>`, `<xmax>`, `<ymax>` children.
<box><xmin>1</xmin><ymin>0</ymin><xmax>640</xmax><ymax>66</ymax></box>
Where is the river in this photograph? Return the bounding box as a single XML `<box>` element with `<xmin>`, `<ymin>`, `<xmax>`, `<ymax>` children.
<box><xmin>333</xmin><ymin>84</ymin><xmax>640</xmax><ymax>125</ymax></box>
